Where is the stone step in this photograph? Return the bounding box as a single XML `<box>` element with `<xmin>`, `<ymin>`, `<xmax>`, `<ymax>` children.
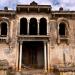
<box><xmin>15</xmin><ymin>72</ymin><xmax>55</xmax><ymax>75</ymax></box>
<box><xmin>8</xmin><ymin>69</ymin><xmax>56</xmax><ymax>75</ymax></box>
<box><xmin>20</xmin><ymin>70</ymin><xmax>56</xmax><ymax>75</ymax></box>
<box><xmin>21</xmin><ymin>70</ymin><xmax>45</xmax><ymax>75</ymax></box>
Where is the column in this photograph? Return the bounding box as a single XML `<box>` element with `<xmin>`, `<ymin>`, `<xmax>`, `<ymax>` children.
<box><xmin>28</xmin><ymin>8</ymin><xmax>29</xmax><ymax>13</ymax></box>
<box><xmin>44</xmin><ymin>41</ymin><xmax>47</xmax><ymax>72</ymax></box>
<box><xmin>0</xmin><ymin>23</ymin><xmax>1</xmax><ymax>35</ymax></box>
<box><xmin>47</xmin><ymin>21</ymin><xmax>50</xmax><ymax>35</ymax></box>
<box><xmin>18</xmin><ymin>7</ymin><xmax>20</xmax><ymax>12</ymax></box>
<box><xmin>19</xmin><ymin>41</ymin><xmax>22</xmax><ymax>71</ymax></box>
<box><xmin>58</xmin><ymin>24</ymin><xmax>60</xmax><ymax>43</ymax></box>
<box><xmin>18</xmin><ymin>22</ymin><xmax>20</xmax><ymax>35</ymax></box>
<box><xmin>47</xmin><ymin>41</ymin><xmax>50</xmax><ymax>71</ymax></box>
<box><xmin>27</xmin><ymin>20</ymin><xmax>29</xmax><ymax>35</ymax></box>
<box><xmin>37</xmin><ymin>20</ymin><xmax>39</xmax><ymax>35</ymax></box>
<box><xmin>38</xmin><ymin>8</ymin><xmax>40</xmax><ymax>12</ymax></box>
<box><xmin>47</xmin><ymin>21</ymin><xmax>49</xmax><ymax>35</ymax></box>
<box><xmin>16</xmin><ymin>43</ymin><xmax>19</xmax><ymax>71</ymax></box>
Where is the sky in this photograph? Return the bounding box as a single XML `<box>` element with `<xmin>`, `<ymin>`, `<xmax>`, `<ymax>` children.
<box><xmin>0</xmin><ymin>0</ymin><xmax>75</xmax><ymax>10</ymax></box>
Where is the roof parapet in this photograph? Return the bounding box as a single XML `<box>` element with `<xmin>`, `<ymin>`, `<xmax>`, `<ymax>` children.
<box><xmin>4</xmin><ymin>7</ymin><xmax>8</xmax><ymax>11</ymax></box>
<box><xmin>59</xmin><ymin>7</ymin><xmax>63</xmax><ymax>11</ymax></box>
<box><xmin>30</xmin><ymin>1</ymin><xmax>38</xmax><ymax>5</ymax></box>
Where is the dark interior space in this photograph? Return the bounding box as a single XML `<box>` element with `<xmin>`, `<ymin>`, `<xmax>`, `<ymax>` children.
<box><xmin>20</xmin><ymin>18</ymin><xmax>27</xmax><ymax>35</ymax></box>
<box><xmin>59</xmin><ymin>23</ymin><xmax>66</xmax><ymax>36</ymax></box>
<box><xmin>29</xmin><ymin>18</ymin><xmax>37</xmax><ymax>35</ymax></box>
<box><xmin>22</xmin><ymin>41</ymin><xmax>44</xmax><ymax>69</ymax></box>
<box><xmin>29</xmin><ymin>8</ymin><xmax>38</xmax><ymax>13</ymax></box>
<box><xmin>40</xmin><ymin>8</ymin><xmax>49</xmax><ymax>13</ymax></box>
<box><xmin>1</xmin><ymin>22</ymin><xmax>7</xmax><ymax>36</ymax></box>
<box><xmin>39</xmin><ymin>18</ymin><xmax>47</xmax><ymax>35</ymax></box>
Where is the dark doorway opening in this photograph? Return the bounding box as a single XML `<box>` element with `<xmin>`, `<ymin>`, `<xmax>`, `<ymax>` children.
<box><xmin>22</xmin><ymin>41</ymin><xmax>44</xmax><ymax>69</ymax></box>
<box><xmin>59</xmin><ymin>23</ymin><xmax>66</xmax><ymax>36</ymax></box>
<box><xmin>20</xmin><ymin>18</ymin><xmax>27</xmax><ymax>35</ymax></box>
<box><xmin>1</xmin><ymin>22</ymin><xmax>7</xmax><ymax>36</ymax></box>
<box><xmin>29</xmin><ymin>18</ymin><xmax>37</xmax><ymax>35</ymax></box>
<box><xmin>39</xmin><ymin>18</ymin><xmax>47</xmax><ymax>35</ymax></box>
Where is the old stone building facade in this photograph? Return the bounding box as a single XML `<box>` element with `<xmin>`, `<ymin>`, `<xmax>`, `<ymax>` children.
<box><xmin>0</xmin><ymin>1</ymin><xmax>75</xmax><ymax>74</ymax></box>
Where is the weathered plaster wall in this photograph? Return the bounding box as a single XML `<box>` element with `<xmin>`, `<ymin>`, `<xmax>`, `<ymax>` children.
<box><xmin>1</xmin><ymin>13</ymin><xmax>75</xmax><ymax>74</ymax></box>
<box><xmin>49</xmin><ymin>18</ymin><xmax>75</xmax><ymax>68</ymax></box>
<box><xmin>0</xmin><ymin>18</ymin><xmax>19</xmax><ymax>69</ymax></box>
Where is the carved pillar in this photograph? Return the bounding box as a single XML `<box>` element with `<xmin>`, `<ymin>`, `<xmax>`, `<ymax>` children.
<box><xmin>47</xmin><ymin>41</ymin><xmax>50</xmax><ymax>71</ymax></box>
<box><xmin>37</xmin><ymin>20</ymin><xmax>39</xmax><ymax>35</ymax></box>
<box><xmin>16</xmin><ymin>42</ymin><xmax>19</xmax><ymax>71</ymax></box>
<box><xmin>18</xmin><ymin>20</ymin><xmax>20</xmax><ymax>35</ymax></box>
<box><xmin>27</xmin><ymin>20</ymin><xmax>29</xmax><ymax>35</ymax></box>
<box><xmin>28</xmin><ymin>8</ymin><xmax>29</xmax><ymax>13</ymax></box>
<box><xmin>38</xmin><ymin>8</ymin><xmax>40</xmax><ymax>12</ymax></box>
<box><xmin>47</xmin><ymin>21</ymin><xmax>49</xmax><ymax>35</ymax></box>
<box><xmin>0</xmin><ymin>23</ymin><xmax>1</xmax><ymax>35</ymax></box>
<box><xmin>18</xmin><ymin>7</ymin><xmax>20</xmax><ymax>12</ymax></box>
<box><xmin>58</xmin><ymin>24</ymin><xmax>60</xmax><ymax>43</ymax></box>
<box><xmin>7</xmin><ymin>22</ymin><xmax>9</xmax><ymax>38</ymax></box>
<box><xmin>44</xmin><ymin>41</ymin><xmax>47</xmax><ymax>72</ymax></box>
<box><xmin>19</xmin><ymin>41</ymin><xmax>23</xmax><ymax>71</ymax></box>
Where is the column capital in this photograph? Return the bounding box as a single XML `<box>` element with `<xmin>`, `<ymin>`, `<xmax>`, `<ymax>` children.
<box><xmin>27</xmin><ymin>19</ymin><xmax>30</xmax><ymax>23</ymax></box>
<box><xmin>20</xmin><ymin>41</ymin><xmax>23</xmax><ymax>45</ymax></box>
<box><xmin>37</xmin><ymin>19</ymin><xmax>40</xmax><ymax>23</ymax></box>
<box><xmin>44</xmin><ymin>41</ymin><xmax>47</xmax><ymax>44</ymax></box>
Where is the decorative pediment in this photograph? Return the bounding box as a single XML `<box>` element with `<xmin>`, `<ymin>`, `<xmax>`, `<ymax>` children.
<box><xmin>30</xmin><ymin>1</ymin><xmax>38</xmax><ymax>5</ymax></box>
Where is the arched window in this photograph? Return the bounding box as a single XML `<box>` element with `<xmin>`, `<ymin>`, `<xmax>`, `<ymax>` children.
<box><xmin>39</xmin><ymin>18</ymin><xmax>47</xmax><ymax>35</ymax></box>
<box><xmin>29</xmin><ymin>18</ymin><xmax>37</xmax><ymax>35</ymax></box>
<box><xmin>1</xmin><ymin>22</ymin><xmax>7</xmax><ymax>36</ymax></box>
<box><xmin>59</xmin><ymin>22</ymin><xmax>66</xmax><ymax>36</ymax></box>
<box><xmin>20</xmin><ymin>18</ymin><xmax>27</xmax><ymax>35</ymax></box>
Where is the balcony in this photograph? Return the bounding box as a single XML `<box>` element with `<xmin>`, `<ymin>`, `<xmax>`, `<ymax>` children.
<box><xmin>18</xmin><ymin>35</ymin><xmax>50</xmax><ymax>41</ymax></box>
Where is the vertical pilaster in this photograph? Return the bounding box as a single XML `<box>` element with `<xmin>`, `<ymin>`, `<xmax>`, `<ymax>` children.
<box><xmin>19</xmin><ymin>41</ymin><xmax>22</xmax><ymax>71</ymax></box>
<box><xmin>28</xmin><ymin>8</ymin><xmax>29</xmax><ymax>12</ymax></box>
<box><xmin>37</xmin><ymin>20</ymin><xmax>39</xmax><ymax>35</ymax></box>
<box><xmin>27</xmin><ymin>20</ymin><xmax>29</xmax><ymax>35</ymax></box>
<box><xmin>47</xmin><ymin>21</ymin><xmax>49</xmax><ymax>35</ymax></box>
<box><xmin>47</xmin><ymin>41</ymin><xmax>50</xmax><ymax>71</ymax></box>
<box><xmin>58</xmin><ymin>24</ymin><xmax>60</xmax><ymax>43</ymax></box>
<box><xmin>16</xmin><ymin>42</ymin><xmax>19</xmax><ymax>71</ymax></box>
<box><xmin>7</xmin><ymin>22</ymin><xmax>9</xmax><ymax>38</ymax></box>
<box><xmin>18</xmin><ymin>21</ymin><xmax>20</xmax><ymax>35</ymax></box>
<box><xmin>0</xmin><ymin>23</ymin><xmax>1</xmax><ymax>35</ymax></box>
